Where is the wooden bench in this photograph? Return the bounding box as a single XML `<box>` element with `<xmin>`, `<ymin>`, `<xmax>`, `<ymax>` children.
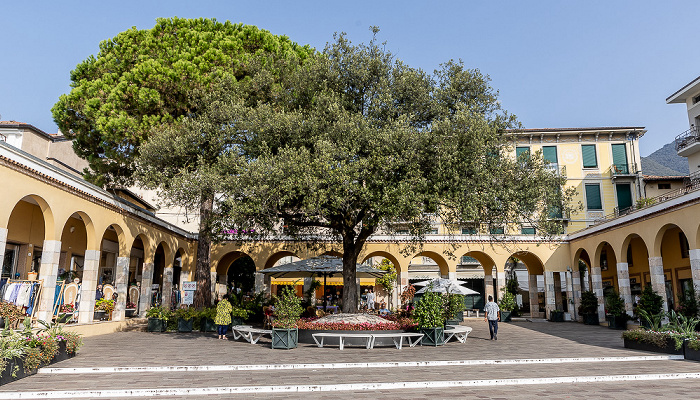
<box><xmin>444</xmin><ymin>325</ymin><xmax>472</xmax><ymax>343</ymax></box>
<box><xmin>312</xmin><ymin>333</ymin><xmax>374</xmax><ymax>350</ymax></box>
<box><xmin>369</xmin><ymin>332</ymin><xmax>424</xmax><ymax>349</ymax></box>
<box><xmin>232</xmin><ymin>325</ymin><xmax>271</xmax><ymax>344</ymax></box>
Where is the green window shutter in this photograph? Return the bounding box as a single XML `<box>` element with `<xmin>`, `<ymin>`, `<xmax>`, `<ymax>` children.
<box><xmin>516</xmin><ymin>147</ymin><xmax>530</xmax><ymax>159</ymax></box>
<box><xmin>581</xmin><ymin>145</ymin><xmax>597</xmax><ymax>168</ymax></box>
<box><xmin>489</xmin><ymin>226</ymin><xmax>505</xmax><ymax>235</ymax></box>
<box><xmin>611</xmin><ymin>144</ymin><xmax>628</xmax><ymax>173</ymax></box>
<box><xmin>615</xmin><ymin>184</ymin><xmax>633</xmax><ymax>211</ymax></box>
<box><xmin>521</xmin><ymin>227</ymin><xmax>536</xmax><ymax>235</ymax></box>
<box><xmin>542</xmin><ymin>146</ymin><xmax>558</xmax><ymax>164</ymax></box>
<box><xmin>585</xmin><ymin>184</ymin><xmax>602</xmax><ymax>210</ymax></box>
<box><xmin>461</xmin><ymin>226</ymin><xmax>477</xmax><ymax>235</ymax></box>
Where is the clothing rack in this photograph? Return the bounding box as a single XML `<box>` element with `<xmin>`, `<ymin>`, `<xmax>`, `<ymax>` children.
<box><xmin>1</xmin><ymin>279</ymin><xmax>43</xmax><ymax>321</ymax></box>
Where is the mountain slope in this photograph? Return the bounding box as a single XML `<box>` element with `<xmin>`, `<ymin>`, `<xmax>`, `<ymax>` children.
<box><xmin>641</xmin><ymin>142</ymin><xmax>688</xmax><ymax>176</ymax></box>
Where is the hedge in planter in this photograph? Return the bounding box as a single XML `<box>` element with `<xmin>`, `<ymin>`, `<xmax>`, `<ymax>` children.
<box><xmin>578</xmin><ymin>290</ymin><xmax>599</xmax><ymax>325</ymax></box>
<box><xmin>498</xmin><ymin>290</ymin><xmax>516</xmax><ymax>322</ymax></box>
<box><xmin>271</xmin><ymin>287</ymin><xmax>303</xmax><ymax>349</ymax></box>
<box><xmin>605</xmin><ymin>291</ymin><xmax>629</xmax><ymax>330</ymax></box>
<box><xmin>175</xmin><ymin>307</ymin><xmax>197</xmax><ymax>332</ymax></box>
<box><xmin>622</xmin><ymin>330</ymin><xmax>684</xmax><ymax>355</ymax></box>
<box><xmin>414</xmin><ymin>285</ymin><xmax>446</xmax><ymax>346</ymax></box>
<box><xmin>145</xmin><ymin>307</ymin><xmax>170</xmax><ymax>332</ymax></box>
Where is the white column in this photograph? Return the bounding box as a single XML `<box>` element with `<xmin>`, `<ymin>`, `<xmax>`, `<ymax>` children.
<box><xmin>484</xmin><ymin>274</ymin><xmax>494</xmax><ymax>301</ymax></box>
<box><xmin>0</xmin><ymin>228</ymin><xmax>7</xmax><ymax>261</ymax></box>
<box><xmin>77</xmin><ymin>250</ymin><xmax>101</xmax><ymax>324</ymax></box>
<box><xmin>648</xmin><ymin>257</ymin><xmax>668</xmax><ymax>313</ymax></box>
<box><xmin>35</xmin><ymin>240</ymin><xmax>62</xmax><ymax>322</ymax></box>
<box><xmin>112</xmin><ymin>257</ymin><xmax>129</xmax><ymax>321</ymax></box>
<box><xmin>448</xmin><ymin>270</ymin><xmax>457</xmax><ymax>280</ymax></box>
<box><xmin>496</xmin><ymin>271</ymin><xmax>506</xmax><ymax>301</ymax></box>
<box><xmin>303</xmin><ymin>277</ymin><xmax>316</xmax><ymax>305</ymax></box>
<box><xmin>572</xmin><ymin>272</ymin><xmax>582</xmax><ymax>321</ymax></box>
<box><xmin>616</xmin><ymin>262</ymin><xmax>633</xmax><ymax>316</ymax></box>
<box><xmin>582</xmin><ymin>269</ymin><xmax>590</xmax><ymax>292</ymax></box>
<box><xmin>162</xmin><ymin>266</ymin><xmax>174</xmax><ymax>309</ymax></box>
<box><xmin>210</xmin><ymin>271</ymin><xmax>217</xmax><ymax>304</ymax></box>
<box><xmin>591</xmin><ymin>266</ymin><xmax>605</xmax><ymax>321</ymax></box>
<box><xmin>254</xmin><ymin>271</ymin><xmax>267</xmax><ymax>296</ymax></box>
<box><xmin>690</xmin><ymin>249</ymin><xmax>700</xmax><ymax>294</ymax></box>
<box><xmin>528</xmin><ymin>274</ymin><xmax>540</xmax><ymax>318</ymax></box>
<box><xmin>544</xmin><ymin>271</ymin><xmax>556</xmax><ymax>319</ymax></box>
<box><xmin>139</xmin><ymin>262</ymin><xmax>154</xmax><ymax>317</ymax></box>
<box><xmin>565</xmin><ymin>271</ymin><xmax>575</xmax><ymax>320</ymax></box>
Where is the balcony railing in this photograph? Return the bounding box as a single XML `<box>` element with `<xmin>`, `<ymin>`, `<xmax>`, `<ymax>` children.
<box><xmin>609</xmin><ymin>163</ymin><xmax>637</xmax><ymax>176</ymax></box>
<box><xmin>675</xmin><ymin>126</ymin><xmax>700</xmax><ymax>152</ymax></box>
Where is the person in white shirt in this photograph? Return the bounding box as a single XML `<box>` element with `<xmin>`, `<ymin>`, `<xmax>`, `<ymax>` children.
<box><xmin>483</xmin><ymin>295</ymin><xmax>501</xmax><ymax>340</ymax></box>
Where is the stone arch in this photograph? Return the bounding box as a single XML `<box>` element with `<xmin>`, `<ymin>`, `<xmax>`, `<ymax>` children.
<box><xmin>317</xmin><ymin>250</ymin><xmax>343</xmax><ymax>259</ymax></box>
<box><xmin>360</xmin><ymin>251</ymin><xmax>402</xmax><ymax>274</ymax></box>
<box><xmin>412</xmin><ymin>250</ymin><xmax>449</xmax><ymax>277</ymax></box>
<box><xmin>58</xmin><ymin>211</ymin><xmax>97</xmax><ymax>251</ymax></box>
<box><xmin>572</xmin><ymin>247</ymin><xmax>592</xmax><ymax>272</ymax></box>
<box><xmin>511</xmin><ymin>251</ymin><xmax>545</xmax><ymax>275</ymax></box>
<box><xmin>217</xmin><ymin>251</ymin><xmax>257</xmax><ymax>276</ymax></box>
<box><xmin>99</xmin><ymin>224</ymin><xmax>127</xmax><ymax>256</ymax></box>
<box><xmin>463</xmin><ymin>251</ymin><xmax>496</xmax><ymax>275</ymax></box>
<box><xmin>653</xmin><ymin>223</ymin><xmax>685</xmax><ymax>258</ymax></box>
<box><xmin>5</xmin><ymin>194</ymin><xmax>55</xmax><ymax>241</ymax></box>
<box><xmin>619</xmin><ymin>233</ymin><xmax>649</xmax><ymax>264</ymax></box>
<box><xmin>593</xmin><ymin>241</ymin><xmax>617</xmax><ymax>270</ymax></box>
<box><xmin>263</xmin><ymin>250</ymin><xmax>300</xmax><ymax>271</ymax></box>
<box><xmin>130</xmin><ymin>233</ymin><xmax>152</xmax><ymax>261</ymax></box>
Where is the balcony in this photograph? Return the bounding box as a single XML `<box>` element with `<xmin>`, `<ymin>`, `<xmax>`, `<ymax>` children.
<box><xmin>608</xmin><ymin>163</ymin><xmax>638</xmax><ymax>179</ymax></box>
<box><xmin>675</xmin><ymin>126</ymin><xmax>700</xmax><ymax>156</ymax></box>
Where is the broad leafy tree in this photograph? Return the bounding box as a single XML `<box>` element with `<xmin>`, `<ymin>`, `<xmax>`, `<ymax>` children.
<box><xmin>221</xmin><ymin>28</ymin><xmax>573</xmax><ymax>313</ymax></box>
<box><xmin>52</xmin><ymin>17</ymin><xmax>311</xmax><ymax>307</ymax></box>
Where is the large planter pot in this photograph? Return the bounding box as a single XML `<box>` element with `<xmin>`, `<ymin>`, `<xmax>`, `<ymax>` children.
<box><xmin>93</xmin><ymin>310</ymin><xmax>106</xmax><ymax>321</ymax></box>
<box><xmin>445</xmin><ymin>311</ymin><xmax>464</xmax><ymax>326</ymax></box>
<box><xmin>549</xmin><ymin>311</ymin><xmax>565</xmax><ymax>322</ymax></box>
<box><xmin>272</xmin><ymin>328</ymin><xmax>298</xmax><ymax>349</ymax></box>
<box><xmin>231</xmin><ymin>317</ymin><xmax>243</xmax><ymax>327</ymax></box>
<box><xmin>147</xmin><ymin>317</ymin><xmax>165</xmax><ymax>332</ymax></box>
<box><xmin>683</xmin><ymin>340</ymin><xmax>700</xmax><ymax>361</ymax></box>
<box><xmin>0</xmin><ymin>357</ymin><xmax>32</xmax><ymax>386</ymax></box>
<box><xmin>420</xmin><ymin>327</ymin><xmax>445</xmax><ymax>346</ymax></box>
<box><xmin>582</xmin><ymin>312</ymin><xmax>599</xmax><ymax>325</ymax></box>
<box><xmin>200</xmin><ymin>318</ymin><xmax>216</xmax><ymax>332</ymax></box>
<box><xmin>51</xmin><ymin>341</ymin><xmax>76</xmax><ymax>364</ymax></box>
<box><xmin>500</xmin><ymin>311</ymin><xmax>512</xmax><ymax>322</ymax></box>
<box><xmin>624</xmin><ymin>336</ymin><xmax>683</xmax><ymax>355</ymax></box>
<box><xmin>606</xmin><ymin>315</ymin><xmax>628</xmax><ymax>330</ymax></box>
<box><xmin>177</xmin><ymin>318</ymin><xmax>193</xmax><ymax>333</ymax></box>
<box><xmin>124</xmin><ymin>309</ymin><xmax>136</xmax><ymax>318</ymax></box>
<box><xmin>57</xmin><ymin>313</ymin><xmax>74</xmax><ymax>324</ymax></box>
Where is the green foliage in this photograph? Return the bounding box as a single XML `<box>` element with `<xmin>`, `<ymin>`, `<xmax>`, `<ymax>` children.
<box><xmin>94</xmin><ymin>299</ymin><xmax>115</xmax><ymax>313</ymax></box>
<box><xmin>0</xmin><ymin>302</ymin><xmax>25</xmax><ymax>328</ymax></box>
<box><xmin>505</xmin><ymin>274</ymin><xmax>519</xmax><ymax>295</ymax></box>
<box><xmin>413</xmin><ymin>286</ymin><xmax>445</xmax><ymax>328</ymax></box>
<box><xmin>443</xmin><ymin>293</ymin><xmax>466</xmax><ymax>320</ymax></box>
<box><xmin>665</xmin><ymin>309</ymin><xmax>700</xmax><ymax>335</ymax></box>
<box><xmin>375</xmin><ymin>259</ymin><xmax>397</xmax><ymax>293</ymax></box>
<box><xmin>638</xmin><ymin>284</ymin><xmax>664</xmax><ymax>317</ymax></box>
<box><xmin>273</xmin><ymin>286</ymin><xmax>303</xmax><ymax>329</ymax></box>
<box><xmin>578</xmin><ymin>290</ymin><xmax>599</xmax><ymax>314</ymax></box>
<box><xmin>217</xmin><ymin>28</ymin><xmax>573</xmax><ymax>313</ymax></box>
<box><xmin>145</xmin><ymin>306</ymin><xmax>171</xmax><ymax>322</ymax></box>
<box><xmin>174</xmin><ymin>307</ymin><xmax>198</xmax><ymax>321</ymax></box>
<box><xmin>605</xmin><ymin>290</ymin><xmax>626</xmax><ymax>317</ymax></box>
<box><xmin>231</xmin><ymin>307</ymin><xmax>251</xmax><ymax>319</ymax></box>
<box><xmin>53</xmin><ymin>17</ymin><xmax>312</xmax><ymax>187</ymax></box>
<box><xmin>677</xmin><ymin>289</ymin><xmax>699</xmax><ymax>318</ymax></box>
<box><xmin>638</xmin><ymin>309</ymin><xmax>664</xmax><ymax>331</ymax></box>
<box><xmin>498</xmin><ymin>289</ymin><xmax>516</xmax><ymax>312</ymax></box>
<box><xmin>622</xmin><ymin>329</ymin><xmax>675</xmax><ymax>349</ymax></box>
<box><xmin>636</xmin><ymin>197</ymin><xmax>657</xmax><ymax>209</ymax></box>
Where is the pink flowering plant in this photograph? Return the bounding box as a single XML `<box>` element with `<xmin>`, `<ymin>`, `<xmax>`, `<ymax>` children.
<box><xmin>297</xmin><ymin>316</ymin><xmax>417</xmax><ymax>331</ymax></box>
<box><xmin>59</xmin><ymin>303</ymin><xmax>75</xmax><ymax>313</ymax></box>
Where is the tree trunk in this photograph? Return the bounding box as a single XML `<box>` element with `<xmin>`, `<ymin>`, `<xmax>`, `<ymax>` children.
<box><xmin>342</xmin><ymin>251</ymin><xmax>359</xmax><ymax>313</ymax></box>
<box><xmin>193</xmin><ymin>194</ymin><xmax>214</xmax><ymax>308</ymax></box>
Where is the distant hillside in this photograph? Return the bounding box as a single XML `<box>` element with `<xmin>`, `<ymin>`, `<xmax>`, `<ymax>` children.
<box><xmin>641</xmin><ymin>142</ymin><xmax>688</xmax><ymax>176</ymax></box>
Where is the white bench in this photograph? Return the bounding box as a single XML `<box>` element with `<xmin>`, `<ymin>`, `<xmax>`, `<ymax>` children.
<box><xmin>232</xmin><ymin>325</ymin><xmax>271</xmax><ymax>344</ymax></box>
<box><xmin>444</xmin><ymin>325</ymin><xmax>472</xmax><ymax>343</ymax></box>
<box><xmin>370</xmin><ymin>332</ymin><xmax>424</xmax><ymax>349</ymax></box>
<box><xmin>312</xmin><ymin>333</ymin><xmax>374</xmax><ymax>350</ymax></box>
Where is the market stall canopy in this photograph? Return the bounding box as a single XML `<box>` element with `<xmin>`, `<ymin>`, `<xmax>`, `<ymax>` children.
<box><xmin>260</xmin><ymin>255</ymin><xmax>387</xmax><ymax>279</ymax></box>
<box><xmin>414</xmin><ymin>278</ymin><xmax>479</xmax><ymax>295</ymax></box>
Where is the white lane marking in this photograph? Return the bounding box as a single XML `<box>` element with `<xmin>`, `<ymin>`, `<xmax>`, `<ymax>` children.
<box><xmin>38</xmin><ymin>355</ymin><xmax>684</xmax><ymax>375</ymax></box>
<box><xmin>3</xmin><ymin>373</ymin><xmax>700</xmax><ymax>398</ymax></box>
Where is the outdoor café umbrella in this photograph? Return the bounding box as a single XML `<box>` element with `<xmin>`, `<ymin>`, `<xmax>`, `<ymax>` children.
<box><xmin>260</xmin><ymin>255</ymin><xmax>387</xmax><ymax>309</ymax></box>
<box><xmin>414</xmin><ymin>278</ymin><xmax>479</xmax><ymax>295</ymax></box>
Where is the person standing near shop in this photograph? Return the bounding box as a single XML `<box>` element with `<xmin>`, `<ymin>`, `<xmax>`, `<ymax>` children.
<box><xmin>484</xmin><ymin>295</ymin><xmax>500</xmax><ymax>340</ymax></box>
<box><xmin>215</xmin><ymin>294</ymin><xmax>232</xmax><ymax>340</ymax></box>
<box><xmin>367</xmin><ymin>289</ymin><xmax>375</xmax><ymax>310</ymax></box>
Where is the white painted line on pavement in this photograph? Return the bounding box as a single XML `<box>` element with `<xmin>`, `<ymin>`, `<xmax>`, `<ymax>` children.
<box><xmin>3</xmin><ymin>373</ymin><xmax>700</xmax><ymax>398</ymax></box>
<box><xmin>39</xmin><ymin>355</ymin><xmax>684</xmax><ymax>375</ymax></box>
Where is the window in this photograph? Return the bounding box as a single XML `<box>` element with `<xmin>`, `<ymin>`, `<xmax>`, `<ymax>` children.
<box><xmin>581</xmin><ymin>145</ymin><xmax>598</xmax><ymax>168</ymax></box>
<box><xmin>428</xmin><ymin>227</ymin><xmax>439</xmax><ymax>235</ymax></box>
<box><xmin>658</xmin><ymin>183</ymin><xmax>671</xmax><ymax>190</ymax></box>
<box><xmin>395</xmin><ymin>229</ymin><xmax>409</xmax><ymax>235</ymax></box>
<box><xmin>516</xmin><ymin>146</ymin><xmax>530</xmax><ymax>159</ymax></box>
<box><xmin>542</xmin><ymin>146</ymin><xmax>558</xmax><ymax>165</ymax></box>
<box><xmin>521</xmin><ymin>227</ymin><xmax>536</xmax><ymax>235</ymax></box>
<box><xmin>585</xmin><ymin>183</ymin><xmax>603</xmax><ymax>210</ymax></box>
<box><xmin>461</xmin><ymin>226</ymin><xmax>477</xmax><ymax>235</ymax></box>
<box><xmin>694</xmin><ymin>94</ymin><xmax>700</xmax><ymax>105</ymax></box>
<box><xmin>489</xmin><ymin>226</ymin><xmax>505</xmax><ymax>235</ymax></box>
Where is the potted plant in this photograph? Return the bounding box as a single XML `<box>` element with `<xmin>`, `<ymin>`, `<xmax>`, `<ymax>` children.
<box><xmin>578</xmin><ymin>290</ymin><xmax>599</xmax><ymax>325</ymax></box>
<box><xmin>124</xmin><ymin>302</ymin><xmax>137</xmax><ymax>318</ymax></box>
<box><xmin>145</xmin><ymin>306</ymin><xmax>169</xmax><ymax>332</ymax></box>
<box><xmin>498</xmin><ymin>290</ymin><xmax>516</xmax><ymax>322</ymax></box>
<box><xmin>175</xmin><ymin>307</ymin><xmax>197</xmax><ymax>332</ymax></box>
<box><xmin>94</xmin><ymin>299</ymin><xmax>115</xmax><ymax>321</ymax></box>
<box><xmin>198</xmin><ymin>307</ymin><xmax>217</xmax><ymax>332</ymax></box>
<box><xmin>0</xmin><ymin>302</ymin><xmax>25</xmax><ymax>329</ymax></box>
<box><xmin>57</xmin><ymin>303</ymin><xmax>75</xmax><ymax>323</ymax></box>
<box><xmin>271</xmin><ymin>286</ymin><xmax>303</xmax><ymax>349</ymax></box>
<box><xmin>637</xmin><ymin>284</ymin><xmax>664</xmax><ymax>329</ymax></box>
<box><xmin>443</xmin><ymin>293</ymin><xmax>465</xmax><ymax>326</ymax></box>
<box><xmin>605</xmin><ymin>290</ymin><xmax>629</xmax><ymax>330</ymax></box>
<box><xmin>684</xmin><ymin>334</ymin><xmax>700</xmax><ymax>361</ymax></box>
<box><xmin>231</xmin><ymin>307</ymin><xmax>251</xmax><ymax>326</ymax></box>
<box><xmin>549</xmin><ymin>309</ymin><xmax>565</xmax><ymax>322</ymax></box>
<box><xmin>414</xmin><ymin>286</ymin><xmax>446</xmax><ymax>346</ymax></box>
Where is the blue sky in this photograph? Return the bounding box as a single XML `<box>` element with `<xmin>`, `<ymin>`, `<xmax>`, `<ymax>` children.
<box><xmin>1</xmin><ymin>1</ymin><xmax>698</xmax><ymax>155</ymax></box>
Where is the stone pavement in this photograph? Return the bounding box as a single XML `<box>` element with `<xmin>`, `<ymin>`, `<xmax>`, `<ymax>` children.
<box><xmin>2</xmin><ymin>320</ymin><xmax>700</xmax><ymax>399</ymax></box>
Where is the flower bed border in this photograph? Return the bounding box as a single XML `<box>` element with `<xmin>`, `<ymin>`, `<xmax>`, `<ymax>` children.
<box><xmin>298</xmin><ymin>329</ymin><xmax>405</xmax><ymax>347</ymax></box>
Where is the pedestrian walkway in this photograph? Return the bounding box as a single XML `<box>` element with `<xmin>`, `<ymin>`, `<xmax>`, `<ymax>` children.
<box><xmin>2</xmin><ymin>321</ymin><xmax>700</xmax><ymax>399</ymax></box>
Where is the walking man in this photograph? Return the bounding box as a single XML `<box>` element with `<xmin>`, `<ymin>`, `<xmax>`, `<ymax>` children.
<box><xmin>484</xmin><ymin>295</ymin><xmax>500</xmax><ymax>340</ymax></box>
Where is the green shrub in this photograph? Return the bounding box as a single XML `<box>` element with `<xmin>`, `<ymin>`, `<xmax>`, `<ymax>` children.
<box><xmin>273</xmin><ymin>286</ymin><xmax>303</xmax><ymax>329</ymax></box>
<box><xmin>413</xmin><ymin>286</ymin><xmax>445</xmax><ymax>328</ymax></box>
<box><xmin>605</xmin><ymin>290</ymin><xmax>626</xmax><ymax>317</ymax></box>
<box><xmin>638</xmin><ymin>285</ymin><xmax>663</xmax><ymax>316</ymax></box>
<box><xmin>498</xmin><ymin>289</ymin><xmax>516</xmax><ymax>312</ymax></box>
<box><xmin>578</xmin><ymin>290</ymin><xmax>598</xmax><ymax>314</ymax></box>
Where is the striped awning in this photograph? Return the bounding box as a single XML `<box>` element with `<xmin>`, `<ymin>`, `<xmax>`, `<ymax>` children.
<box><xmin>271</xmin><ymin>278</ymin><xmax>377</xmax><ymax>286</ymax></box>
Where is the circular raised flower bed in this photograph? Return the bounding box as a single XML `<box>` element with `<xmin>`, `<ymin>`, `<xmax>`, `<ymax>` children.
<box><xmin>296</xmin><ymin>314</ymin><xmax>416</xmax><ymax>347</ymax></box>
